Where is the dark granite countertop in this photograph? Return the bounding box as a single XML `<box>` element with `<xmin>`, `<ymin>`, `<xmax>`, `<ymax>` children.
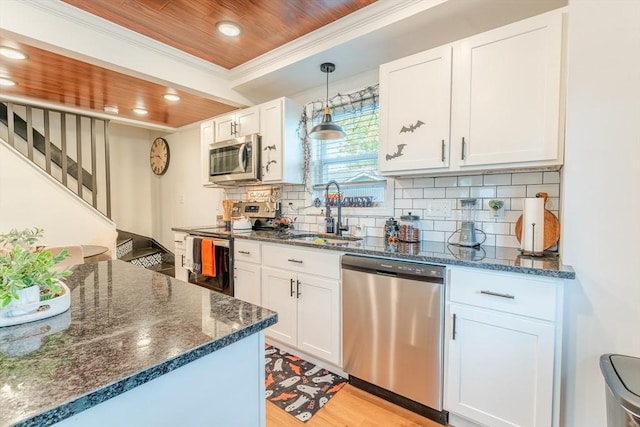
<box><xmin>172</xmin><ymin>226</ymin><xmax>575</xmax><ymax>280</ymax></box>
<box><xmin>0</xmin><ymin>260</ymin><xmax>277</xmax><ymax>427</ymax></box>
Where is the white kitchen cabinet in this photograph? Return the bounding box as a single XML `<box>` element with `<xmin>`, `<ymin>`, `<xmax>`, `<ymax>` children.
<box><xmin>214</xmin><ymin>106</ymin><xmax>259</xmax><ymax>142</ymax></box>
<box><xmin>445</xmin><ymin>267</ymin><xmax>564</xmax><ymax>427</ymax></box>
<box><xmin>200</xmin><ymin>119</ymin><xmax>215</xmax><ymax>187</ymax></box>
<box><xmin>451</xmin><ymin>11</ymin><xmax>564</xmax><ymax>169</ymax></box>
<box><xmin>259</xmin><ymin>97</ymin><xmax>303</xmax><ymax>184</ymax></box>
<box><xmin>233</xmin><ymin>240</ymin><xmax>261</xmax><ymax>306</ymax></box>
<box><xmin>378</xmin><ymin>45</ymin><xmax>452</xmax><ymax>175</ymax></box>
<box><xmin>378</xmin><ymin>10</ymin><xmax>564</xmax><ymax>177</ymax></box>
<box><xmin>174</xmin><ymin>231</ymin><xmax>189</xmax><ymax>282</ymax></box>
<box><xmin>261</xmin><ymin>243</ymin><xmax>341</xmax><ymax>366</ymax></box>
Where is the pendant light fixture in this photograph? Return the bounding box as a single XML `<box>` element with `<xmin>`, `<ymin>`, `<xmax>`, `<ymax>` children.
<box><xmin>309</xmin><ymin>63</ymin><xmax>347</xmax><ymax>140</ymax></box>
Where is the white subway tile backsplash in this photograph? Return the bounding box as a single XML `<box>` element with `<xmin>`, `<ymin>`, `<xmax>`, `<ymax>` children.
<box><xmin>483</xmin><ymin>174</ymin><xmax>511</xmax><ymax>185</ymax></box>
<box><xmin>413</xmin><ymin>177</ymin><xmax>435</xmax><ymax>188</ymax></box>
<box><xmin>445</xmin><ymin>187</ymin><xmax>470</xmax><ymax>198</ymax></box>
<box><xmin>458</xmin><ymin>175</ymin><xmax>483</xmax><ymax>186</ymax></box>
<box><xmin>527</xmin><ymin>184</ymin><xmax>560</xmax><ymax>197</ymax></box>
<box><xmin>543</xmin><ymin>171</ymin><xmax>561</xmax><ymax>184</ymax></box>
<box><xmin>435</xmin><ymin>176</ymin><xmax>457</xmax><ymax>187</ymax></box>
<box><xmin>470</xmin><ymin>186</ymin><xmax>497</xmax><ymax>198</ymax></box>
<box><xmin>497</xmin><ymin>185</ymin><xmax>526</xmax><ymax>198</ymax></box>
<box><xmin>403</xmin><ymin>188</ymin><xmax>424</xmax><ymax>199</ymax></box>
<box><xmin>424</xmin><ymin>188</ymin><xmax>447</xmax><ymax>198</ymax></box>
<box><xmin>512</xmin><ymin>172</ymin><xmax>543</xmax><ymax>185</ymax></box>
<box><xmin>273</xmin><ymin>171</ymin><xmax>560</xmax><ymax>250</ymax></box>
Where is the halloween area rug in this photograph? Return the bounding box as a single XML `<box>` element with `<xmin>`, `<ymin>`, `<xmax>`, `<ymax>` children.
<box><xmin>265</xmin><ymin>345</ymin><xmax>347</xmax><ymax>423</ymax></box>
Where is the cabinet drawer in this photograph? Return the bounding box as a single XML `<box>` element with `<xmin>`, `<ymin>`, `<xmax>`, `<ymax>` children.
<box><xmin>174</xmin><ymin>232</ymin><xmax>187</xmax><ymax>250</ymax></box>
<box><xmin>262</xmin><ymin>244</ymin><xmax>341</xmax><ymax>279</ymax></box>
<box><xmin>234</xmin><ymin>240</ymin><xmax>261</xmax><ymax>264</ymax></box>
<box><xmin>449</xmin><ymin>268</ymin><xmax>558</xmax><ymax>321</ymax></box>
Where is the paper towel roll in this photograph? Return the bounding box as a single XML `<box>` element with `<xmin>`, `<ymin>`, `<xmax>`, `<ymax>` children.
<box><xmin>521</xmin><ymin>198</ymin><xmax>545</xmax><ymax>254</ymax></box>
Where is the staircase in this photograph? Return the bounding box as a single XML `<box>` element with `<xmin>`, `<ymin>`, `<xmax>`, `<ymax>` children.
<box><xmin>116</xmin><ymin>230</ymin><xmax>175</xmax><ymax>277</ymax></box>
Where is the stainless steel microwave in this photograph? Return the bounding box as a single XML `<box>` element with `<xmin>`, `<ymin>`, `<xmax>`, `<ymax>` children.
<box><xmin>209</xmin><ymin>134</ymin><xmax>260</xmax><ymax>185</ymax></box>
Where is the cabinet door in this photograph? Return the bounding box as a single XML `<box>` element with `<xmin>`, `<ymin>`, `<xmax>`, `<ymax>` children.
<box><xmin>261</xmin><ymin>266</ymin><xmax>297</xmax><ymax>347</ymax></box>
<box><xmin>378</xmin><ymin>45</ymin><xmax>452</xmax><ymax>175</ymax></box>
<box><xmin>296</xmin><ymin>274</ymin><xmax>341</xmax><ymax>366</ymax></box>
<box><xmin>236</xmin><ymin>106</ymin><xmax>260</xmax><ymax>137</ymax></box>
<box><xmin>234</xmin><ymin>261</ymin><xmax>261</xmax><ymax>306</ymax></box>
<box><xmin>446</xmin><ymin>304</ymin><xmax>555</xmax><ymax>427</ymax></box>
<box><xmin>214</xmin><ymin>113</ymin><xmax>236</xmax><ymax>142</ymax></box>
<box><xmin>200</xmin><ymin>120</ymin><xmax>214</xmax><ymax>186</ymax></box>
<box><xmin>259</xmin><ymin>99</ymin><xmax>284</xmax><ymax>182</ymax></box>
<box><xmin>451</xmin><ymin>12</ymin><xmax>563</xmax><ymax>168</ymax></box>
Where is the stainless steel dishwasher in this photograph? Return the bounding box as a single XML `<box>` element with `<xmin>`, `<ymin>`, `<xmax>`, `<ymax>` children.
<box><xmin>342</xmin><ymin>255</ymin><xmax>447</xmax><ymax>425</ymax></box>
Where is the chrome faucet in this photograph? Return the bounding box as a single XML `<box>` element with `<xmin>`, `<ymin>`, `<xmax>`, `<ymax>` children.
<box><xmin>325</xmin><ymin>180</ymin><xmax>348</xmax><ymax>236</ymax></box>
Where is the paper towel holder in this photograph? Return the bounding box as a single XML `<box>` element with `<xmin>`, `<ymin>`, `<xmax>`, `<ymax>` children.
<box><xmin>520</xmin><ymin>222</ymin><xmax>545</xmax><ymax>257</ymax></box>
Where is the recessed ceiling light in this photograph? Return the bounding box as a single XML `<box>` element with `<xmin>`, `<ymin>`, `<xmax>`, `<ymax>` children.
<box><xmin>216</xmin><ymin>21</ymin><xmax>241</xmax><ymax>37</ymax></box>
<box><xmin>163</xmin><ymin>93</ymin><xmax>180</xmax><ymax>102</ymax></box>
<box><xmin>104</xmin><ymin>105</ymin><xmax>119</xmax><ymax>114</ymax></box>
<box><xmin>0</xmin><ymin>77</ymin><xmax>17</xmax><ymax>87</ymax></box>
<box><xmin>0</xmin><ymin>46</ymin><xmax>28</xmax><ymax>60</ymax></box>
<box><xmin>133</xmin><ymin>108</ymin><xmax>148</xmax><ymax>115</ymax></box>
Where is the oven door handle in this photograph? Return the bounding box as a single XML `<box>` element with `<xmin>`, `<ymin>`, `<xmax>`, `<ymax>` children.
<box><xmin>210</xmin><ymin>238</ymin><xmax>230</xmax><ymax>248</ymax></box>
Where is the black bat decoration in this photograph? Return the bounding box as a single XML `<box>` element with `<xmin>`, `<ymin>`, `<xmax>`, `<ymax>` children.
<box><xmin>399</xmin><ymin>120</ymin><xmax>425</xmax><ymax>134</ymax></box>
<box><xmin>386</xmin><ymin>144</ymin><xmax>407</xmax><ymax>160</ymax></box>
<box><xmin>265</xmin><ymin>159</ymin><xmax>277</xmax><ymax>173</ymax></box>
<box><xmin>263</xmin><ymin>144</ymin><xmax>277</xmax><ymax>151</ymax></box>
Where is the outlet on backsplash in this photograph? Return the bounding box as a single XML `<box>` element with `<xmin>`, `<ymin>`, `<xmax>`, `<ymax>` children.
<box><xmin>425</xmin><ymin>200</ymin><xmax>452</xmax><ymax>218</ymax></box>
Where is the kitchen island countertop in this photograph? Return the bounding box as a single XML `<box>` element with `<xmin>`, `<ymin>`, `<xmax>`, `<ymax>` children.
<box><xmin>173</xmin><ymin>226</ymin><xmax>575</xmax><ymax>280</ymax></box>
<box><xmin>0</xmin><ymin>260</ymin><xmax>277</xmax><ymax>427</ymax></box>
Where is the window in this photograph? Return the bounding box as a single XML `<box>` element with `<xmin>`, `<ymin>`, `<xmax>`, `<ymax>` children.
<box><xmin>305</xmin><ymin>85</ymin><xmax>392</xmax><ymax>214</ymax></box>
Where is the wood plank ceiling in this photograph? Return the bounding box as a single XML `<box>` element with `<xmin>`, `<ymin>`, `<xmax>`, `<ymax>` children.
<box><xmin>0</xmin><ymin>0</ymin><xmax>377</xmax><ymax>128</ymax></box>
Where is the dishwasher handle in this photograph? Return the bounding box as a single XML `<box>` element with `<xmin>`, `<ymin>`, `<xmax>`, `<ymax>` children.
<box><xmin>375</xmin><ymin>270</ymin><xmax>397</xmax><ymax>278</ymax></box>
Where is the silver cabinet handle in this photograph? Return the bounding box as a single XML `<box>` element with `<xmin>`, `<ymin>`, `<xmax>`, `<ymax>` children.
<box><xmin>461</xmin><ymin>137</ymin><xmax>466</xmax><ymax>160</ymax></box>
<box><xmin>441</xmin><ymin>139</ymin><xmax>445</xmax><ymax>162</ymax></box>
<box><xmin>480</xmin><ymin>290</ymin><xmax>515</xmax><ymax>299</ymax></box>
<box><xmin>287</xmin><ymin>258</ymin><xmax>303</xmax><ymax>264</ymax></box>
<box><xmin>452</xmin><ymin>313</ymin><xmax>457</xmax><ymax>340</ymax></box>
<box><xmin>290</xmin><ymin>278</ymin><xmax>295</xmax><ymax>297</ymax></box>
<box><xmin>238</xmin><ymin>250</ymin><xmax>250</xmax><ymax>255</ymax></box>
<box><xmin>296</xmin><ymin>279</ymin><xmax>301</xmax><ymax>298</ymax></box>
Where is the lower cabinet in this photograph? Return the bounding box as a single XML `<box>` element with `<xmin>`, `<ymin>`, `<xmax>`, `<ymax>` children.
<box><xmin>261</xmin><ymin>243</ymin><xmax>342</xmax><ymax>366</ymax></box>
<box><xmin>174</xmin><ymin>232</ymin><xmax>189</xmax><ymax>282</ymax></box>
<box><xmin>233</xmin><ymin>240</ymin><xmax>262</xmax><ymax>305</ymax></box>
<box><xmin>445</xmin><ymin>267</ymin><xmax>564</xmax><ymax>427</ymax></box>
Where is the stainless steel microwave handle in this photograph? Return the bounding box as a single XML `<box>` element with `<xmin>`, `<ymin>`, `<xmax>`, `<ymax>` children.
<box><xmin>238</xmin><ymin>143</ymin><xmax>247</xmax><ymax>171</ymax></box>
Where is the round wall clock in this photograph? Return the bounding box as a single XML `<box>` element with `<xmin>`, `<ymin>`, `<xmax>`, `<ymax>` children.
<box><xmin>150</xmin><ymin>137</ymin><xmax>170</xmax><ymax>175</ymax></box>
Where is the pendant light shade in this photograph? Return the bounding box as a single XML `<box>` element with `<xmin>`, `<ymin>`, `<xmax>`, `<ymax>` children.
<box><xmin>309</xmin><ymin>63</ymin><xmax>347</xmax><ymax>140</ymax></box>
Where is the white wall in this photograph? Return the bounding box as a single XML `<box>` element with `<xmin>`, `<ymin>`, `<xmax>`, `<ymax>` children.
<box><xmin>0</xmin><ymin>140</ymin><xmax>115</xmax><ymax>245</ymax></box>
<box><xmin>562</xmin><ymin>1</ymin><xmax>640</xmax><ymax>426</ymax></box>
<box><xmin>151</xmin><ymin>124</ymin><xmax>224</xmax><ymax>249</ymax></box>
<box><xmin>109</xmin><ymin>123</ymin><xmax>153</xmax><ymax>237</ymax></box>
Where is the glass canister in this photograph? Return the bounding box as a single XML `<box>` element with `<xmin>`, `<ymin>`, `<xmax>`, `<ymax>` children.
<box><xmin>384</xmin><ymin>217</ymin><xmax>399</xmax><ymax>241</ymax></box>
<box><xmin>399</xmin><ymin>212</ymin><xmax>420</xmax><ymax>242</ymax></box>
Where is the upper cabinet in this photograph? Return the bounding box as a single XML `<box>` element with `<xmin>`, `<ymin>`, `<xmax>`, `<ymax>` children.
<box><xmin>214</xmin><ymin>106</ymin><xmax>260</xmax><ymax>142</ymax></box>
<box><xmin>379</xmin><ymin>11</ymin><xmax>565</xmax><ymax>177</ymax></box>
<box><xmin>259</xmin><ymin>97</ymin><xmax>303</xmax><ymax>184</ymax></box>
<box><xmin>378</xmin><ymin>46</ymin><xmax>453</xmax><ymax>174</ymax></box>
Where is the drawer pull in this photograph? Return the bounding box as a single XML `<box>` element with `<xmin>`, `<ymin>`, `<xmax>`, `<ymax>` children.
<box><xmin>238</xmin><ymin>250</ymin><xmax>251</xmax><ymax>255</ymax></box>
<box><xmin>287</xmin><ymin>258</ymin><xmax>303</xmax><ymax>264</ymax></box>
<box><xmin>480</xmin><ymin>290</ymin><xmax>515</xmax><ymax>299</ymax></box>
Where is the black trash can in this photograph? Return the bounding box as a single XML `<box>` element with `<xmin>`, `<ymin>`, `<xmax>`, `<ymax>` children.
<box><xmin>600</xmin><ymin>354</ymin><xmax>640</xmax><ymax>427</ymax></box>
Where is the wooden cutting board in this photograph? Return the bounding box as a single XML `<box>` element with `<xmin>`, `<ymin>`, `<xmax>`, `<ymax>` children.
<box><xmin>515</xmin><ymin>192</ymin><xmax>560</xmax><ymax>250</ymax></box>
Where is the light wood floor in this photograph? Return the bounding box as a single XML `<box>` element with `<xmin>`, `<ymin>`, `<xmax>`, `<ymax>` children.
<box><xmin>266</xmin><ymin>384</ymin><xmax>445</xmax><ymax>427</ymax></box>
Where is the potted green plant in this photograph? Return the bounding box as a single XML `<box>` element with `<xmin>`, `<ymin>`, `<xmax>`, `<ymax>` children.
<box><xmin>0</xmin><ymin>227</ymin><xmax>73</xmax><ymax>326</ymax></box>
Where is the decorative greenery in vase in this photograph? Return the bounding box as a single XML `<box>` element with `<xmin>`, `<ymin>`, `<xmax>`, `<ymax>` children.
<box><xmin>0</xmin><ymin>227</ymin><xmax>71</xmax><ymax>308</ymax></box>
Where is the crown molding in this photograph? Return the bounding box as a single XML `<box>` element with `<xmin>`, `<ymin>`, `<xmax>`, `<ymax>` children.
<box><xmin>230</xmin><ymin>0</ymin><xmax>447</xmax><ymax>85</ymax></box>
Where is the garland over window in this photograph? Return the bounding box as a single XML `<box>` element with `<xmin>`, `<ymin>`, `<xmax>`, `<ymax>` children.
<box><xmin>297</xmin><ymin>85</ymin><xmax>386</xmax><ymax>208</ymax></box>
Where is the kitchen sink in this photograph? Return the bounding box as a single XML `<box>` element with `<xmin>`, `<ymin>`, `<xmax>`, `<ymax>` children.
<box><xmin>283</xmin><ymin>232</ymin><xmax>362</xmax><ymax>246</ymax></box>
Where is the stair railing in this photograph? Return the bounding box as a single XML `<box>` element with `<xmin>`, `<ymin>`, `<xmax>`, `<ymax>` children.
<box><xmin>0</xmin><ymin>101</ymin><xmax>111</xmax><ymax>219</ymax></box>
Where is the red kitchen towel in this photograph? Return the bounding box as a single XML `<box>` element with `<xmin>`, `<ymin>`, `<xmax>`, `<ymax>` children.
<box><xmin>201</xmin><ymin>239</ymin><xmax>216</xmax><ymax>277</ymax></box>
